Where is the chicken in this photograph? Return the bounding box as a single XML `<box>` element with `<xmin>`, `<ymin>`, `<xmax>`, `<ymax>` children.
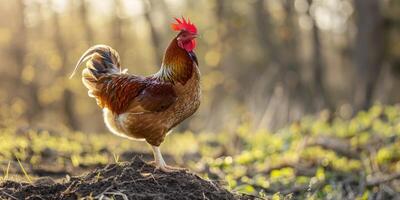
<box><xmin>70</xmin><ymin>17</ymin><xmax>200</xmax><ymax>172</ymax></box>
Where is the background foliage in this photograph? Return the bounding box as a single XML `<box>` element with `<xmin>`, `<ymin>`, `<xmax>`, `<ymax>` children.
<box><xmin>0</xmin><ymin>0</ymin><xmax>399</xmax><ymax>199</ymax></box>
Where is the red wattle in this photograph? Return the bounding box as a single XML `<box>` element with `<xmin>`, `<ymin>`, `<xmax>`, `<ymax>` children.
<box><xmin>183</xmin><ymin>40</ymin><xmax>196</xmax><ymax>52</ymax></box>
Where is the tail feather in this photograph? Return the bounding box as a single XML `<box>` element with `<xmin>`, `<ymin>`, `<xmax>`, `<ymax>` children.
<box><xmin>69</xmin><ymin>44</ymin><xmax>122</xmax><ymax>79</ymax></box>
<box><xmin>70</xmin><ymin>45</ymin><xmax>126</xmax><ymax>101</ymax></box>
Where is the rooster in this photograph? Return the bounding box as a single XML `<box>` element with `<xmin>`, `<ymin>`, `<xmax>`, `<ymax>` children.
<box><xmin>70</xmin><ymin>17</ymin><xmax>200</xmax><ymax>172</ymax></box>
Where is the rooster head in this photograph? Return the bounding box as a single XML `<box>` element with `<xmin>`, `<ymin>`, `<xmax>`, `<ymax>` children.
<box><xmin>171</xmin><ymin>17</ymin><xmax>198</xmax><ymax>52</ymax></box>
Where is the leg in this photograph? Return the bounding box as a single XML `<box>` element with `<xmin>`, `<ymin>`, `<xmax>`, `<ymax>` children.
<box><xmin>151</xmin><ymin>146</ymin><xmax>181</xmax><ymax>173</ymax></box>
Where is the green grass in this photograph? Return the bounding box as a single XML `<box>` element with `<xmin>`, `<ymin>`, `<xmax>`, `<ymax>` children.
<box><xmin>195</xmin><ymin>105</ymin><xmax>400</xmax><ymax>199</ymax></box>
<box><xmin>0</xmin><ymin>104</ymin><xmax>399</xmax><ymax>199</ymax></box>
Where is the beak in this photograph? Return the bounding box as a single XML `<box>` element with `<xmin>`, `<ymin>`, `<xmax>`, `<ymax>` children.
<box><xmin>177</xmin><ymin>33</ymin><xmax>198</xmax><ymax>41</ymax></box>
<box><xmin>191</xmin><ymin>34</ymin><xmax>198</xmax><ymax>39</ymax></box>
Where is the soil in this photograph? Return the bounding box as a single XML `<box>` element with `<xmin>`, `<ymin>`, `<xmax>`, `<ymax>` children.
<box><xmin>0</xmin><ymin>157</ymin><xmax>252</xmax><ymax>200</ymax></box>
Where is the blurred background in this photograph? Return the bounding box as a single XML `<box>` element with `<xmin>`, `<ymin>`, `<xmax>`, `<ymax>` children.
<box><xmin>0</xmin><ymin>0</ymin><xmax>399</xmax><ymax>133</ymax></box>
<box><xmin>1</xmin><ymin>1</ymin><xmax>400</xmax><ymax>198</ymax></box>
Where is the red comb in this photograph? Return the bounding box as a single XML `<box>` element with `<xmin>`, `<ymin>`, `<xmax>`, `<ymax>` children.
<box><xmin>171</xmin><ymin>16</ymin><xmax>197</xmax><ymax>34</ymax></box>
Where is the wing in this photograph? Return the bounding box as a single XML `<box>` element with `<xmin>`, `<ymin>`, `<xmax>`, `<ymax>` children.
<box><xmin>128</xmin><ymin>81</ymin><xmax>177</xmax><ymax>113</ymax></box>
<box><xmin>95</xmin><ymin>74</ymin><xmax>148</xmax><ymax>114</ymax></box>
<box><xmin>95</xmin><ymin>74</ymin><xmax>177</xmax><ymax>114</ymax></box>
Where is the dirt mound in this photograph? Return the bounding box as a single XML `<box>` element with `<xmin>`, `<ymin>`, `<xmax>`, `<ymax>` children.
<box><xmin>0</xmin><ymin>157</ymin><xmax>250</xmax><ymax>200</ymax></box>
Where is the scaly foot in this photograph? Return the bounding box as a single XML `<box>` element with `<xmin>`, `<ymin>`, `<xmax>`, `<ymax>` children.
<box><xmin>150</xmin><ymin>146</ymin><xmax>186</xmax><ymax>173</ymax></box>
<box><xmin>157</xmin><ymin>164</ymin><xmax>178</xmax><ymax>173</ymax></box>
<box><xmin>148</xmin><ymin>161</ymin><xmax>184</xmax><ymax>173</ymax></box>
<box><xmin>164</xmin><ymin>165</ymin><xmax>186</xmax><ymax>171</ymax></box>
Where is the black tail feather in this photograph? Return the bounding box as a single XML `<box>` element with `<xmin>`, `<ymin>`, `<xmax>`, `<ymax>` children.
<box><xmin>70</xmin><ymin>44</ymin><xmax>121</xmax><ymax>79</ymax></box>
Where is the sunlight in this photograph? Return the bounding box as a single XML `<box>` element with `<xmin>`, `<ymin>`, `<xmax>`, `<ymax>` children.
<box><xmin>50</xmin><ymin>0</ymin><xmax>68</xmax><ymax>13</ymax></box>
<box><xmin>122</xmin><ymin>0</ymin><xmax>144</xmax><ymax>16</ymax></box>
<box><xmin>1</xmin><ymin>0</ymin><xmax>398</xmax><ymax>198</ymax></box>
<box><xmin>311</xmin><ymin>0</ymin><xmax>353</xmax><ymax>33</ymax></box>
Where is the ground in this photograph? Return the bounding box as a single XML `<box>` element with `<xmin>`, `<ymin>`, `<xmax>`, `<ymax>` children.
<box><xmin>0</xmin><ymin>104</ymin><xmax>399</xmax><ymax>199</ymax></box>
<box><xmin>0</xmin><ymin>157</ymin><xmax>250</xmax><ymax>200</ymax></box>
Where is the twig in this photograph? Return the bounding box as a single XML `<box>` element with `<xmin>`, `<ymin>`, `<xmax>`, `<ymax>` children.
<box><xmin>94</xmin><ymin>185</ymin><xmax>114</xmax><ymax>199</ymax></box>
<box><xmin>103</xmin><ymin>191</ymin><xmax>128</xmax><ymax>200</ymax></box>
<box><xmin>281</xmin><ymin>180</ymin><xmax>326</xmax><ymax>195</ymax></box>
<box><xmin>211</xmin><ymin>180</ymin><xmax>222</xmax><ymax>191</ymax></box>
<box><xmin>149</xmin><ymin>174</ymin><xmax>160</xmax><ymax>186</ymax></box>
<box><xmin>381</xmin><ymin>184</ymin><xmax>397</xmax><ymax>197</ymax></box>
<box><xmin>1</xmin><ymin>191</ymin><xmax>18</xmax><ymax>200</ymax></box>
<box><xmin>262</xmin><ymin>162</ymin><xmax>294</xmax><ymax>175</ymax></box>
<box><xmin>261</xmin><ymin>162</ymin><xmax>316</xmax><ymax>177</ymax></box>
<box><xmin>366</xmin><ymin>172</ymin><xmax>400</xmax><ymax>186</ymax></box>
<box><xmin>307</xmin><ymin>136</ymin><xmax>360</xmax><ymax>159</ymax></box>
<box><xmin>1</xmin><ymin>161</ymin><xmax>11</xmax><ymax>181</ymax></box>
<box><xmin>17</xmin><ymin>159</ymin><xmax>32</xmax><ymax>183</ymax></box>
<box><xmin>202</xmin><ymin>192</ymin><xmax>210</xmax><ymax>200</ymax></box>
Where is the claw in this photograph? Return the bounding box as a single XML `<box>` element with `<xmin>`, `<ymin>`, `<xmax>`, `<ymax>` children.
<box><xmin>148</xmin><ymin>160</ymin><xmax>185</xmax><ymax>173</ymax></box>
<box><xmin>150</xmin><ymin>145</ymin><xmax>185</xmax><ymax>173</ymax></box>
<box><xmin>148</xmin><ymin>161</ymin><xmax>178</xmax><ymax>172</ymax></box>
<box><xmin>157</xmin><ymin>164</ymin><xmax>178</xmax><ymax>173</ymax></box>
<box><xmin>165</xmin><ymin>165</ymin><xmax>186</xmax><ymax>171</ymax></box>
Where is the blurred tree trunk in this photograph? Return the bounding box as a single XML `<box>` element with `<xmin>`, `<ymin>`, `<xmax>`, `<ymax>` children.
<box><xmin>282</xmin><ymin>0</ymin><xmax>300</xmax><ymax>71</ymax></box>
<box><xmin>52</xmin><ymin>5</ymin><xmax>79</xmax><ymax>130</ymax></box>
<box><xmin>111</xmin><ymin>0</ymin><xmax>126</xmax><ymax>60</ymax></box>
<box><xmin>150</xmin><ymin>0</ymin><xmax>170</xmax><ymax>48</ymax></box>
<box><xmin>142</xmin><ymin>0</ymin><xmax>163</xmax><ymax>65</ymax></box>
<box><xmin>281</xmin><ymin>0</ymin><xmax>313</xmax><ymax>123</ymax></box>
<box><xmin>253</xmin><ymin>0</ymin><xmax>290</xmax><ymax>128</ymax></box>
<box><xmin>12</xmin><ymin>0</ymin><xmax>42</xmax><ymax>122</ymax></box>
<box><xmin>206</xmin><ymin>0</ymin><xmax>227</xmax><ymax>129</ymax></box>
<box><xmin>156</xmin><ymin>0</ymin><xmax>171</xmax><ymax>23</ymax></box>
<box><xmin>13</xmin><ymin>0</ymin><xmax>27</xmax><ymax>88</ymax></box>
<box><xmin>307</xmin><ymin>0</ymin><xmax>333</xmax><ymax>110</ymax></box>
<box><xmin>353</xmin><ymin>0</ymin><xmax>384</xmax><ymax>110</ymax></box>
<box><xmin>253</xmin><ymin>0</ymin><xmax>281</xmax><ymax>67</ymax></box>
<box><xmin>79</xmin><ymin>0</ymin><xmax>94</xmax><ymax>45</ymax></box>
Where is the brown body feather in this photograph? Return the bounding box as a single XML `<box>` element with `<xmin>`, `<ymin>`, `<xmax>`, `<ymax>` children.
<box><xmin>77</xmin><ymin>36</ymin><xmax>200</xmax><ymax>146</ymax></box>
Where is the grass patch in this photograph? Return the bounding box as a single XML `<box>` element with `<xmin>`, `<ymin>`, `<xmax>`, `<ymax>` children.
<box><xmin>0</xmin><ymin>104</ymin><xmax>399</xmax><ymax>199</ymax></box>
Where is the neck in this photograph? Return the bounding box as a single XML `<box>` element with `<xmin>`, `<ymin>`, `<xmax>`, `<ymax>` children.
<box><xmin>156</xmin><ymin>38</ymin><xmax>196</xmax><ymax>84</ymax></box>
